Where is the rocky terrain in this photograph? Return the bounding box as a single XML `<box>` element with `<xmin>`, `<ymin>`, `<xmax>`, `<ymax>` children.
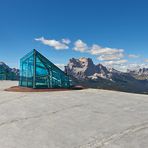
<box><xmin>65</xmin><ymin>58</ymin><xmax>148</xmax><ymax>94</ymax></box>
<box><xmin>127</xmin><ymin>68</ymin><xmax>148</xmax><ymax>80</ymax></box>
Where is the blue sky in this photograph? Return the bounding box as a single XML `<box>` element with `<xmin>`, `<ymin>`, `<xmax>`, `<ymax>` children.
<box><xmin>0</xmin><ymin>0</ymin><xmax>148</xmax><ymax>71</ymax></box>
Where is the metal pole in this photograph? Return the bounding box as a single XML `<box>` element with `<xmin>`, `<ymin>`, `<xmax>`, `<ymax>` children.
<box><xmin>33</xmin><ymin>49</ymin><xmax>36</xmax><ymax>88</ymax></box>
<box><xmin>50</xmin><ymin>68</ymin><xmax>52</xmax><ymax>88</ymax></box>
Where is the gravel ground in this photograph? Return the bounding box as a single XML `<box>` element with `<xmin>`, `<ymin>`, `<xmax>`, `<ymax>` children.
<box><xmin>0</xmin><ymin>81</ymin><xmax>148</xmax><ymax>148</ymax></box>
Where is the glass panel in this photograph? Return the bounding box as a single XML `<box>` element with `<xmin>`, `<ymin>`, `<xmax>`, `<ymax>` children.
<box><xmin>0</xmin><ymin>65</ymin><xmax>8</xmax><ymax>80</ymax></box>
<box><xmin>19</xmin><ymin>51</ymin><xmax>34</xmax><ymax>87</ymax></box>
<box><xmin>19</xmin><ymin>49</ymin><xmax>71</xmax><ymax>88</ymax></box>
<box><xmin>35</xmin><ymin>57</ymin><xmax>49</xmax><ymax>88</ymax></box>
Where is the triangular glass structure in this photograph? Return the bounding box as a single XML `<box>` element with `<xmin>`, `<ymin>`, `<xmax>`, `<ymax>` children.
<box><xmin>19</xmin><ymin>49</ymin><xmax>71</xmax><ymax>88</ymax></box>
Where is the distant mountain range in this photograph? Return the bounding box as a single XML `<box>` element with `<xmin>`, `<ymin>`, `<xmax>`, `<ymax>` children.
<box><xmin>65</xmin><ymin>58</ymin><xmax>148</xmax><ymax>94</ymax></box>
<box><xmin>1</xmin><ymin>60</ymin><xmax>148</xmax><ymax>94</ymax></box>
<box><xmin>0</xmin><ymin>62</ymin><xmax>19</xmax><ymax>80</ymax></box>
<box><xmin>127</xmin><ymin>68</ymin><xmax>148</xmax><ymax>80</ymax></box>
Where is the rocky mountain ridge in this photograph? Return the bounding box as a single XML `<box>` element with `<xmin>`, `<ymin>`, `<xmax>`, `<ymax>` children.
<box><xmin>0</xmin><ymin>62</ymin><xmax>19</xmax><ymax>80</ymax></box>
<box><xmin>65</xmin><ymin>57</ymin><xmax>148</xmax><ymax>94</ymax></box>
<box><xmin>127</xmin><ymin>68</ymin><xmax>148</xmax><ymax>80</ymax></box>
<box><xmin>65</xmin><ymin>57</ymin><xmax>135</xmax><ymax>81</ymax></box>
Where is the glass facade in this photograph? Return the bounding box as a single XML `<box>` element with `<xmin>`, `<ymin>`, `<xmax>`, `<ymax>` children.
<box><xmin>19</xmin><ymin>49</ymin><xmax>71</xmax><ymax>88</ymax></box>
<box><xmin>0</xmin><ymin>65</ymin><xmax>17</xmax><ymax>80</ymax></box>
<box><xmin>0</xmin><ymin>67</ymin><xmax>7</xmax><ymax>80</ymax></box>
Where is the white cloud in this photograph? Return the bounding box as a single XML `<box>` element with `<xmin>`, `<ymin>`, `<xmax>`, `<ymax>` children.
<box><xmin>73</xmin><ymin>40</ymin><xmax>125</xmax><ymax>62</ymax></box>
<box><xmin>97</xmin><ymin>53</ymin><xmax>124</xmax><ymax>61</ymax></box>
<box><xmin>73</xmin><ymin>40</ymin><xmax>89</xmax><ymax>52</ymax></box>
<box><xmin>122</xmin><ymin>63</ymin><xmax>148</xmax><ymax>72</ymax></box>
<box><xmin>128</xmin><ymin>54</ymin><xmax>140</xmax><ymax>58</ymax></box>
<box><xmin>35</xmin><ymin>37</ymin><xmax>69</xmax><ymax>50</ymax></box>
<box><xmin>55</xmin><ymin>64</ymin><xmax>65</xmax><ymax>70</ymax></box>
<box><xmin>103</xmin><ymin>63</ymin><xmax>148</xmax><ymax>72</ymax></box>
<box><xmin>90</xmin><ymin>44</ymin><xmax>124</xmax><ymax>55</ymax></box>
<box><xmin>126</xmin><ymin>63</ymin><xmax>148</xmax><ymax>70</ymax></box>
<box><xmin>144</xmin><ymin>59</ymin><xmax>148</xmax><ymax>62</ymax></box>
<box><xmin>62</xmin><ymin>38</ymin><xmax>71</xmax><ymax>44</ymax></box>
<box><xmin>101</xmin><ymin>60</ymin><xmax>128</xmax><ymax>72</ymax></box>
<box><xmin>103</xmin><ymin>59</ymin><xmax>128</xmax><ymax>66</ymax></box>
<box><xmin>73</xmin><ymin>40</ymin><xmax>127</xmax><ymax>69</ymax></box>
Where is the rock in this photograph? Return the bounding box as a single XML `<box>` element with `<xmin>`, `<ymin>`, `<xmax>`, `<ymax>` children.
<box><xmin>127</xmin><ymin>68</ymin><xmax>148</xmax><ymax>80</ymax></box>
<box><xmin>65</xmin><ymin>58</ymin><xmax>148</xmax><ymax>94</ymax></box>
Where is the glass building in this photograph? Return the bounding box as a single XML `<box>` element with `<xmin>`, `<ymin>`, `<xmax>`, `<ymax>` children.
<box><xmin>0</xmin><ymin>67</ymin><xmax>7</xmax><ymax>80</ymax></box>
<box><xmin>0</xmin><ymin>64</ymin><xmax>18</xmax><ymax>80</ymax></box>
<box><xmin>19</xmin><ymin>49</ymin><xmax>71</xmax><ymax>88</ymax></box>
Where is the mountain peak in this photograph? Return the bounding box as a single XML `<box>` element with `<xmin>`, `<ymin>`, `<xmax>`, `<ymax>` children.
<box><xmin>79</xmin><ymin>57</ymin><xmax>93</xmax><ymax>63</ymax></box>
<box><xmin>66</xmin><ymin>57</ymin><xmax>110</xmax><ymax>80</ymax></box>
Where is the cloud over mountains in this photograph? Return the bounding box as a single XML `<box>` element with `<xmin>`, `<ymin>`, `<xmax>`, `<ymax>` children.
<box><xmin>35</xmin><ymin>37</ymin><xmax>147</xmax><ymax>71</ymax></box>
<box><xmin>73</xmin><ymin>39</ymin><xmax>126</xmax><ymax>66</ymax></box>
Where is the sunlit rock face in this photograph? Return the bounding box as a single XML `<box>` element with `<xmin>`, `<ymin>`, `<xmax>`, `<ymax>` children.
<box><xmin>66</xmin><ymin>57</ymin><xmax>111</xmax><ymax>80</ymax></box>
<box><xmin>65</xmin><ymin>58</ymin><xmax>148</xmax><ymax>94</ymax></box>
